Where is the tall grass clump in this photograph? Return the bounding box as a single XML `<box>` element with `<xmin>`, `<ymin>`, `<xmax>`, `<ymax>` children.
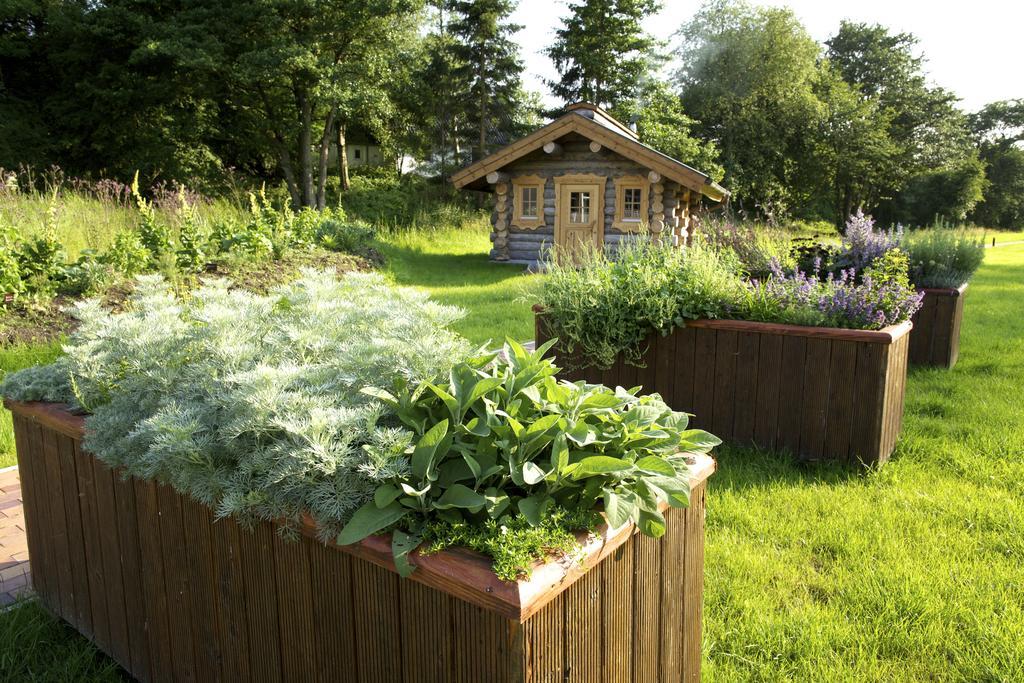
<box><xmin>0</xmin><ymin>270</ymin><xmax>470</xmax><ymax>537</ymax></box>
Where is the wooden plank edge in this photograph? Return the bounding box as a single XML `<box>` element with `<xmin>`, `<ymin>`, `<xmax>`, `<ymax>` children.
<box><xmin>304</xmin><ymin>455</ymin><xmax>714</xmax><ymax>623</ymax></box>
<box><xmin>5</xmin><ymin>400</ymin><xmax>715</xmax><ymax>624</ymax></box>
<box><xmin>532</xmin><ymin>306</ymin><xmax>913</xmax><ymax>345</ymax></box>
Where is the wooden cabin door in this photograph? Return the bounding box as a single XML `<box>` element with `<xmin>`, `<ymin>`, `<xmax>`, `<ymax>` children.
<box><xmin>555</xmin><ymin>181</ymin><xmax>604</xmax><ymax>261</ymax></box>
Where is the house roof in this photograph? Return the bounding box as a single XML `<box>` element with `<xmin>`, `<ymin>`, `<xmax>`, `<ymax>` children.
<box><xmin>451</xmin><ymin>102</ymin><xmax>728</xmax><ymax>202</ymax></box>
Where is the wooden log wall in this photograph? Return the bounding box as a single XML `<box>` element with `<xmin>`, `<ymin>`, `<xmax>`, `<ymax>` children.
<box><xmin>908</xmin><ymin>285</ymin><xmax>967</xmax><ymax>368</ymax></box>
<box><xmin>490</xmin><ymin>137</ymin><xmax>689</xmax><ymax>263</ymax></box>
<box><xmin>537</xmin><ymin>312</ymin><xmax>911</xmax><ymax>465</ymax></box>
<box><xmin>9</xmin><ymin>403</ymin><xmax>710</xmax><ymax>682</ymax></box>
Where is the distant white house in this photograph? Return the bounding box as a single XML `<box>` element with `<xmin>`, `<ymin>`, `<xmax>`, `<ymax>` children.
<box><xmin>330</xmin><ymin>127</ymin><xmax>417</xmax><ymax>174</ymax></box>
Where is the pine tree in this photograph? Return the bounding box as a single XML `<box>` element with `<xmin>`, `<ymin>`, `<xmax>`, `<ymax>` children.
<box><xmin>546</xmin><ymin>0</ymin><xmax>660</xmax><ymax>109</ymax></box>
<box><xmin>449</xmin><ymin>0</ymin><xmax>526</xmax><ymax>161</ymax></box>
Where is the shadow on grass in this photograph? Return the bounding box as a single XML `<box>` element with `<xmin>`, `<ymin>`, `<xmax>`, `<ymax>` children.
<box><xmin>380</xmin><ymin>243</ymin><xmax>530</xmax><ymax>289</ymax></box>
<box><xmin>708</xmin><ymin>441</ymin><xmax>871</xmax><ymax>494</ymax></box>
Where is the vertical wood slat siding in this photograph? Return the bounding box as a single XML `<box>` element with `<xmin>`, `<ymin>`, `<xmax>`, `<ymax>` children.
<box><xmin>538</xmin><ymin>314</ymin><xmax>910</xmax><ymax>465</ymax></box>
<box><xmin>74</xmin><ymin>440</ymin><xmax>111</xmax><ymax>655</ymax></box>
<box><xmin>909</xmin><ymin>287</ymin><xmax>967</xmax><ymax>368</ymax></box>
<box><xmin>112</xmin><ymin>474</ymin><xmax>150</xmax><ymax>679</ymax></box>
<box><xmin>56</xmin><ymin>433</ymin><xmax>92</xmax><ymax>637</ymax></box>
<box><xmin>13</xmin><ymin>415</ymin><xmax>709</xmax><ymax>683</ymax></box>
<box><xmin>237</xmin><ymin>521</ymin><xmax>282</xmax><ymax>683</ymax></box>
<box><xmin>22</xmin><ymin>422</ymin><xmax>54</xmax><ymax>610</ymax></box>
<box><xmin>10</xmin><ymin>418</ymin><xmax>48</xmax><ymax>609</ymax></box>
<box><xmin>93</xmin><ymin>458</ymin><xmax>132</xmax><ymax>670</ymax></box>
<box><xmin>40</xmin><ymin>427</ymin><xmax>73</xmax><ymax>621</ymax></box>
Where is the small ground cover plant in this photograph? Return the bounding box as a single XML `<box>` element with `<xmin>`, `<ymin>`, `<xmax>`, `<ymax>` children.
<box><xmin>340</xmin><ymin>339</ymin><xmax>721</xmax><ymax>579</ymax></box>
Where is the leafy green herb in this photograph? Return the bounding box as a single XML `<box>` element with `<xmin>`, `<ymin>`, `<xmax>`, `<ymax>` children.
<box><xmin>340</xmin><ymin>338</ymin><xmax>721</xmax><ymax>577</ymax></box>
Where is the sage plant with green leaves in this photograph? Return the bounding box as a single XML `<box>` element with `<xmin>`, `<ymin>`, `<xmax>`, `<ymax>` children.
<box><xmin>339</xmin><ymin>339</ymin><xmax>721</xmax><ymax>577</ymax></box>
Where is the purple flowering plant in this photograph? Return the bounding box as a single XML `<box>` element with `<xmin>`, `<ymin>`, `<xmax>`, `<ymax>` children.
<box><xmin>744</xmin><ymin>249</ymin><xmax>922</xmax><ymax>330</ymax></box>
<box><xmin>831</xmin><ymin>209</ymin><xmax>904</xmax><ymax>279</ymax></box>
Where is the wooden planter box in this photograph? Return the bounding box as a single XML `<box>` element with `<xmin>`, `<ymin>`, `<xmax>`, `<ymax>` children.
<box><xmin>908</xmin><ymin>284</ymin><xmax>967</xmax><ymax>368</ymax></box>
<box><xmin>6</xmin><ymin>399</ymin><xmax>715</xmax><ymax>683</ymax></box>
<box><xmin>536</xmin><ymin>307</ymin><xmax>911</xmax><ymax>465</ymax></box>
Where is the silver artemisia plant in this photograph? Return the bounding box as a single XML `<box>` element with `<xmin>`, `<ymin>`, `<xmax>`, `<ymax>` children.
<box><xmin>0</xmin><ymin>270</ymin><xmax>470</xmax><ymax>538</ymax></box>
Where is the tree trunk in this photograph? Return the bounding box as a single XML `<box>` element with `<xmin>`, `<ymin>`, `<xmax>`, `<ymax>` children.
<box><xmin>297</xmin><ymin>89</ymin><xmax>314</xmax><ymax>208</ymax></box>
<box><xmin>477</xmin><ymin>64</ymin><xmax>487</xmax><ymax>161</ymax></box>
<box><xmin>338</xmin><ymin>123</ymin><xmax>351</xmax><ymax>192</ymax></box>
<box><xmin>259</xmin><ymin>86</ymin><xmax>301</xmax><ymax>208</ymax></box>
<box><xmin>315</xmin><ymin>107</ymin><xmax>337</xmax><ymax>210</ymax></box>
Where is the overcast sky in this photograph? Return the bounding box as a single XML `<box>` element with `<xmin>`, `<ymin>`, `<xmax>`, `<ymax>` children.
<box><xmin>511</xmin><ymin>0</ymin><xmax>1024</xmax><ymax>114</ymax></box>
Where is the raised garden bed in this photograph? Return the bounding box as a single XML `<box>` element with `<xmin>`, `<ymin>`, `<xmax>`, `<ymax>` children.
<box><xmin>536</xmin><ymin>306</ymin><xmax>912</xmax><ymax>466</ymax></box>
<box><xmin>908</xmin><ymin>284</ymin><xmax>967</xmax><ymax>368</ymax></box>
<box><xmin>7</xmin><ymin>399</ymin><xmax>714</xmax><ymax>683</ymax></box>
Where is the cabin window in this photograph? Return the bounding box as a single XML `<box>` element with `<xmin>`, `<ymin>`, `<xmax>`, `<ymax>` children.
<box><xmin>521</xmin><ymin>186</ymin><xmax>538</xmax><ymax>218</ymax></box>
<box><xmin>613</xmin><ymin>176</ymin><xmax>649</xmax><ymax>231</ymax></box>
<box><xmin>569</xmin><ymin>191</ymin><xmax>591</xmax><ymax>223</ymax></box>
<box><xmin>354</xmin><ymin>148</ymin><xmax>361</xmax><ymax>159</ymax></box>
<box><xmin>623</xmin><ymin>188</ymin><xmax>642</xmax><ymax>219</ymax></box>
<box><xmin>509</xmin><ymin>175</ymin><xmax>546</xmax><ymax>229</ymax></box>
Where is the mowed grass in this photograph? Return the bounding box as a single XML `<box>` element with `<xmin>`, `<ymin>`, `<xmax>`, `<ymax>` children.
<box><xmin>0</xmin><ymin>340</ymin><xmax>63</xmax><ymax>467</ymax></box>
<box><xmin>0</xmin><ymin>236</ymin><xmax>1022</xmax><ymax>681</ymax></box>
<box><xmin>378</xmin><ymin>223</ymin><xmax>542</xmax><ymax>345</ymax></box>
<box><xmin>703</xmin><ymin>244</ymin><xmax>1024</xmax><ymax>681</ymax></box>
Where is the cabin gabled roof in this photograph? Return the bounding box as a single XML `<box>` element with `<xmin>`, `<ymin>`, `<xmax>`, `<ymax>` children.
<box><xmin>451</xmin><ymin>103</ymin><xmax>728</xmax><ymax>202</ymax></box>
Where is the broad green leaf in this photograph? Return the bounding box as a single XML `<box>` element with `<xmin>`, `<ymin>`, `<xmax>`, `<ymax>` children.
<box><xmin>411</xmin><ymin>419</ymin><xmax>450</xmax><ymax>482</ymax></box>
<box><xmin>634</xmin><ymin>455</ymin><xmax>676</xmax><ymax>477</ymax></box>
<box><xmin>574</xmin><ymin>456</ymin><xmax>634</xmax><ymax>478</ymax></box>
<box><xmin>518</xmin><ymin>493</ymin><xmax>552</xmax><ymax>526</ymax></box>
<box><xmin>391</xmin><ymin>529</ymin><xmax>420</xmax><ymax>578</ymax></box>
<box><xmin>662</xmin><ymin>412</ymin><xmax>690</xmax><ymax>431</ymax></box>
<box><xmin>434</xmin><ymin>483</ymin><xmax>487</xmax><ymax>510</ymax></box>
<box><xmin>519</xmin><ymin>384</ymin><xmax>542</xmax><ymax>405</ymax></box>
<box><xmin>637</xmin><ymin>508</ymin><xmax>666</xmax><ymax>538</ymax></box>
<box><xmin>524</xmin><ymin>413</ymin><xmax>561</xmax><ymax>440</ymax></box>
<box><xmin>437</xmin><ymin>458</ymin><xmax>475</xmax><ymax>487</ymax></box>
<box><xmin>678</xmin><ymin>429</ymin><xmax>722</xmax><ymax>451</ymax></box>
<box><xmin>461</xmin><ymin>452</ymin><xmax>482</xmax><ymax>481</ymax></box>
<box><xmin>360</xmin><ymin>386</ymin><xmax>397</xmax><ymax>405</ymax></box>
<box><xmin>400</xmin><ymin>482</ymin><xmax>430</xmax><ymax>498</ymax></box>
<box><xmin>532</xmin><ymin>337</ymin><xmax>559</xmax><ymax>360</ymax></box>
<box><xmin>338</xmin><ymin>501</ymin><xmax>407</xmax><ymax>546</ymax></box>
<box><xmin>374</xmin><ymin>484</ymin><xmax>401</xmax><ymax>508</ymax></box>
<box><xmin>484</xmin><ymin>488</ymin><xmax>511</xmax><ymax>518</ymax></box>
<box><xmin>464</xmin><ymin>417</ymin><xmax>490</xmax><ymax>437</ymax></box>
<box><xmin>603</xmin><ymin>489</ymin><xmax>634</xmax><ymax>529</ymax></box>
<box><xmin>521</xmin><ymin>461</ymin><xmax>547</xmax><ymax>485</ymax></box>
<box><xmin>580</xmin><ymin>392</ymin><xmax>623</xmax><ymax>409</ymax></box>
<box><xmin>550</xmin><ymin>433</ymin><xmax>569</xmax><ymax>475</ymax></box>
<box><xmin>428</xmin><ymin>384</ymin><xmax>460</xmax><ymax>422</ymax></box>
<box><xmin>466</xmin><ymin>376</ymin><xmax>505</xmax><ymax>407</ymax></box>
<box><xmin>566</xmin><ymin>421</ymin><xmax>597</xmax><ymax>446</ymax></box>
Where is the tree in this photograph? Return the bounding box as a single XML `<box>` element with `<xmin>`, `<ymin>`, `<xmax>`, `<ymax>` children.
<box><xmin>449</xmin><ymin>0</ymin><xmax>525</xmax><ymax>161</ymax></box>
<box><xmin>546</xmin><ymin>0</ymin><xmax>660</xmax><ymax>109</ymax></box>
<box><xmin>673</xmin><ymin>0</ymin><xmax>825</xmax><ymax>219</ymax></box>
<box><xmin>970</xmin><ymin>100</ymin><xmax>1024</xmax><ymax>228</ymax></box>
<box><xmin>610</xmin><ymin>79</ymin><xmax>721</xmax><ymax>179</ymax></box>
<box><xmin>825</xmin><ymin>21</ymin><xmax>984</xmax><ymax>225</ymax></box>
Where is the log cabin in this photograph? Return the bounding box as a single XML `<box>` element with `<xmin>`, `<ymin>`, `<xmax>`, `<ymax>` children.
<box><xmin>452</xmin><ymin>102</ymin><xmax>728</xmax><ymax>268</ymax></box>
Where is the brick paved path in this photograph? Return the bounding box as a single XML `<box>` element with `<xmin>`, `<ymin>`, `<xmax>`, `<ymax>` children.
<box><xmin>0</xmin><ymin>466</ymin><xmax>31</xmax><ymax>606</ymax></box>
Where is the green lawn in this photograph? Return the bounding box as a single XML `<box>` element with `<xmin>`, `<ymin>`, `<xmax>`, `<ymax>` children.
<box><xmin>379</xmin><ymin>224</ymin><xmax>542</xmax><ymax>344</ymax></box>
<box><xmin>1</xmin><ymin>236</ymin><xmax>1022</xmax><ymax>681</ymax></box>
